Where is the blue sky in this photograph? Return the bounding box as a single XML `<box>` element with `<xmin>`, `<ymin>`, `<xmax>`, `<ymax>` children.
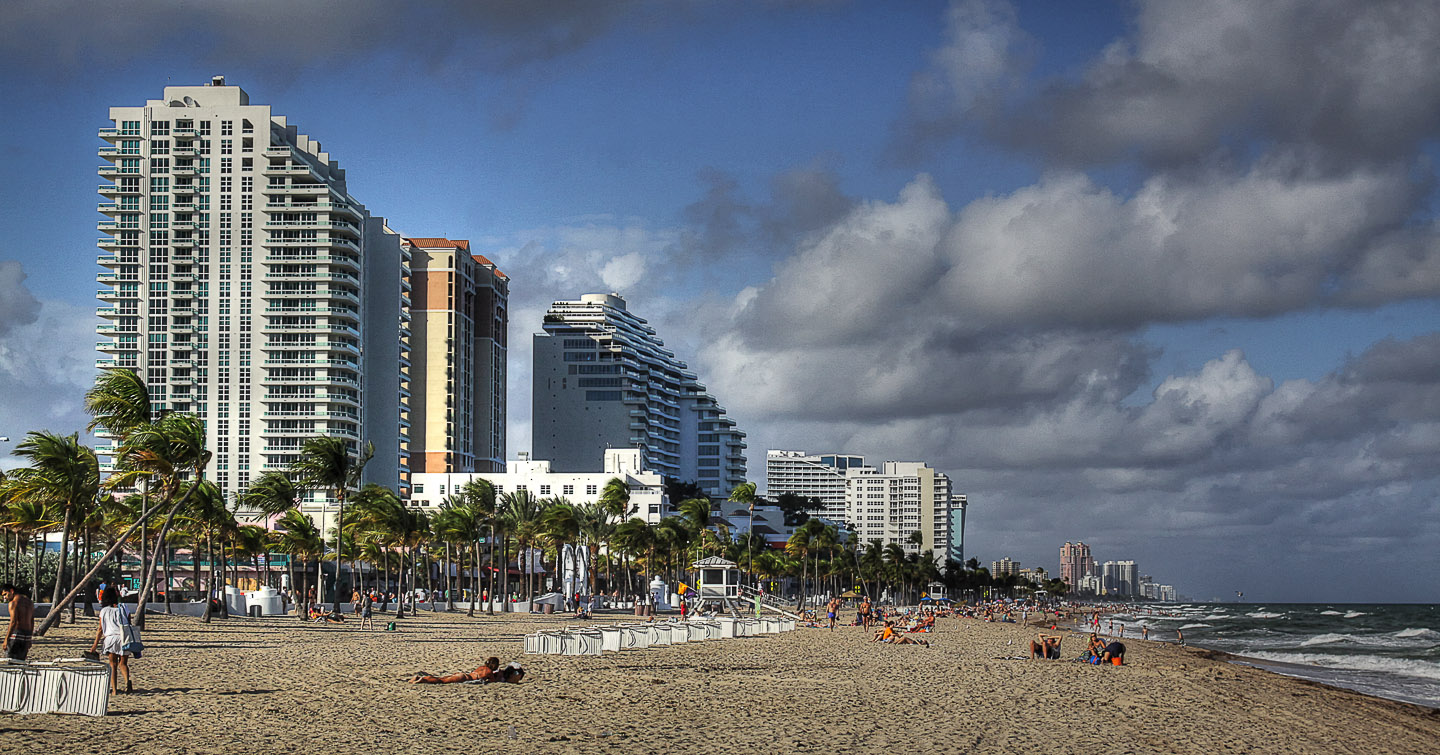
<box><xmin>2</xmin><ymin>0</ymin><xmax>1439</xmax><ymax>602</ymax></box>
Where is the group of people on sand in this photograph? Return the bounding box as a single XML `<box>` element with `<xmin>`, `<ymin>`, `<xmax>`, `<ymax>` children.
<box><xmin>1029</xmin><ymin>631</ymin><xmax>1126</xmax><ymax>665</ymax></box>
<box><xmin>5</xmin><ymin>582</ymin><xmax>140</xmax><ymax>695</ymax></box>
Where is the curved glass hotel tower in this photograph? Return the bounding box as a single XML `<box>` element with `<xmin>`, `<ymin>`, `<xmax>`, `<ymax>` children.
<box><xmin>532</xmin><ymin>293</ymin><xmax>746</xmax><ymax>495</ymax></box>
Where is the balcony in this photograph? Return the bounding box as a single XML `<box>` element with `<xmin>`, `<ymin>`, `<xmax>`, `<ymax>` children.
<box><xmin>98</xmin><ymin>146</ymin><xmax>119</xmax><ymax>159</ymax></box>
<box><xmin>172</xmin><ymin>183</ymin><xmax>196</xmax><ymax>194</ymax></box>
<box><xmin>173</xmin><ymin>127</ymin><xmax>198</xmax><ymax>138</ymax></box>
<box><xmin>264</xmin><ymin>146</ymin><xmax>292</xmax><ymax>157</ymax></box>
<box><xmin>97</xmin><ymin>288</ymin><xmax>137</xmax><ymax>300</ymax></box>
<box><xmin>96</xmin><ymin>238</ymin><xmax>125</xmax><ymax>250</ymax></box>
<box><xmin>170</xmin><ymin>220</ymin><xmax>196</xmax><ymax>232</ymax></box>
<box><xmin>97</xmin><ymin>166</ymin><xmax>121</xmax><ymax>177</ymax></box>
<box><xmin>262</xmin><ymin>182</ymin><xmax>331</xmax><ymax>196</ymax></box>
<box><xmin>98</xmin><ymin>127</ymin><xmax>119</xmax><ymax>139</ymax></box>
<box><xmin>172</xmin><ymin>146</ymin><xmax>197</xmax><ymax>157</ymax></box>
<box><xmin>97</xmin><ymin>182</ymin><xmax>137</xmax><ymax>195</ymax></box>
<box><xmin>97</xmin><ymin>202</ymin><xmax>122</xmax><ymax>215</ymax></box>
<box><xmin>171</xmin><ymin>166</ymin><xmax>197</xmax><ymax>177</ymax></box>
<box><xmin>96</xmin><ymin>254</ymin><xmax>125</xmax><ymax>267</ymax></box>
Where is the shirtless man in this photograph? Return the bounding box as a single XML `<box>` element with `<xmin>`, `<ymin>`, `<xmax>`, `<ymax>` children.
<box><xmin>2</xmin><ymin>583</ymin><xmax>35</xmax><ymax>661</ymax></box>
<box><xmin>1030</xmin><ymin>633</ymin><xmax>1062</xmax><ymax>659</ymax></box>
<box><xmin>827</xmin><ymin>597</ymin><xmax>841</xmax><ymax>630</ymax></box>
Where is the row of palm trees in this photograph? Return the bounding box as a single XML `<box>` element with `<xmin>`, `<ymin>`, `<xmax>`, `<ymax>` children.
<box><xmin>2</xmin><ymin>369</ymin><xmax>1031</xmax><ymax>637</ymax></box>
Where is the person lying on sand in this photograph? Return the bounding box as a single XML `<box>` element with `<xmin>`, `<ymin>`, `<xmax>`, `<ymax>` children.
<box><xmin>1101</xmin><ymin>641</ymin><xmax>1126</xmax><ymax>665</ymax></box>
<box><xmin>1030</xmin><ymin>633</ymin><xmax>1062</xmax><ymax>659</ymax></box>
<box><xmin>407</xmin><ymin>657</ymin><xmax>526</xmax><ymax>684</ymax></box>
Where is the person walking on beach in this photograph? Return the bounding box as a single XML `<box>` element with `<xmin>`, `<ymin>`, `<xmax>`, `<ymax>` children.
<box><xmin>359</xmin><ymin>591</ymin><xmax>375</xmax><ymax>630</ymax></box>
<box><xmin>1177</xmin><ymin>628</ymin><xmax>1185</xmax><ymax>646</ymax></box>
<box><xmin>2</xmin><ymin>583</ymin><xmax>34</xmax><ymax>661</ymax></box>
<box><xmin>827</xmin><ymin>597</ymin><xmax>840</xmax><ymax>630</ymax></box>
<box><xmin>1142</xmin><ymin>625</ymin><xmax>1149</xmax><ymax>641</ymax></box>
<box><xmin>90</xmin><ymin>586</ymin><xmax>134</xmax><ymax>694</ymax></box>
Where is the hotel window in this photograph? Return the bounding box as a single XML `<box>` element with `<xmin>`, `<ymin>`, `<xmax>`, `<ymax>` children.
<box><xmin>586</xmin><ymin>485</ymin><xmax>597</xmax><ymax>495</ymax></box>
<box><xmin>150</xmin><ymin>121</ymin><xmax>170</xmax><ymax>136</ymax></box>
<box><xmin>151</xmin><ymin>140</ymin><xmax>170</xmax><ymax>155</ymax></box>
<box><xmin>150</xmin><ymin>158</ymin><xmax>169</xmax><ymax>174</ymax></box>
<box><xmin>199</xmin><ymin>121</ymin><xmax>211</xmax><ymax>136</ymax></box>
<box><xmin>120</xmin><ymin>121</ymin><xmax>141</xmax><ymax>136</ymax></box>
<box><xmin>221</xmin><ymin>121</ymin><xmax>233</xmax><ymax>136</ymax></box>
<box><xmin>118</xmin><ymin>158</ymin><xmax>141</xmax><ymax>174</ymax></box>
<box><xmin>539</xmin><ymin>485</ymin><xmax>551</xmax><ymax>495</ymax></box>
<box><xmin>119</xmin><ymin>140</ymin><xmax>140</xmax><ymax>155</ymax></box>
<box><xmin>562</xmin><ymin>485</ymin><xmax>574</xmax><ymax>495</ymax></box>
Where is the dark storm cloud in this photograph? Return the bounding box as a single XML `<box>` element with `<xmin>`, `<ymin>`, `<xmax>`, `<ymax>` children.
<box><xmin>902</xmin><ymin>0</ymin><xmax>1440</xmax><ymax>168</ymax></box>
<box><xmin>0</xmin><ymin>0</ymin><xmax>658</xmax><ymax>73</ymax></box>
<box><xmin>0</xmin><ymin>261</ymin><xmax>42</xmax><ymax>337</ymax></box>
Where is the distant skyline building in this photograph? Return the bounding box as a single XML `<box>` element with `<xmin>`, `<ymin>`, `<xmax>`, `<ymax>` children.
<box><xmin>1059</xmin><ymin>542</ymin><xmax>1096</xmax><ymax>587</ymax></box>
<box><xmin>949</xmin><ymin>494</ymin><xmax>967</xmax><ymax>566</ymax></box>
<box><xmin>95</xmin><ymin>78</ymin><xmax>411</xmax><ymax>518</ymax></box>
<box><xmin>765</xmin><ymin>449</ymin><xmax>866</xmax><ymax>522</ymax></box>
<box><xmin>845</xmin><ymin>461</ymin><xmax>959</xmax><ymax>561</ymax></box>
<box><xmin>991</xmin><ymin>557</ymin><xmax>1020</xmax><ymax>578</ymax></box>
<box><xmin>531</xmin><ymin>293</ymin><xmax>745</xmax><ymax>496</ymax></box>
<box><xmin>1101</xmin><ymin>560</ymin><xmax>1139</xmax><ymax>597</ymax></box>
<box><xmin>407</xmin><ymin>237</ymin><xmax>508</xmax><ymax>474</ymax></box>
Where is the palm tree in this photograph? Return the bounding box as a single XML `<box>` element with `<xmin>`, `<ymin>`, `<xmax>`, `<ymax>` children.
<box><xmin>274</xmin><ymin>509</ymin><xmax>322</xmax><ymax>615</ymax></box>
<box><xmin>350</xmin><ymin>484</ymin><xmax>426</xmax><ymax>618</ymax></box>
<box><xmin>238</xmin><ymin>471</ymin><xmax>299</xmax><ymax>590</ymax></box>
<box><xmin>459</xmin><ymin>479</ymin><xmax>497</xmax><ymax>614</ymax></box>
<box><xmin>540</xmin><ymin>499</ymin><xmax>580</xmax><ymax>597</ymax></box>
<box><xmin>576</xmin><ymin>501</ymin><xmax>615</xmax><ymax>597</ymax></box>
<box><xmin>5</xmin><ymin>432</ymin><xmax>100</xmax><ymax>613</ymax></box>
<box><xmin>178</xmin><ymin>480</ymin><xmax>236</xmax><ymax>622</ymax></box>
<box><xmin>102</xmin><ymin>411</ymin><xmax>212</xmax><ymax>629</ymax></box>
<box><xmin>613</xmin><ymin>517</ymin><xmax>655</xmax><ymax>598</ymax></box>
<box><xmin>727</xmin><ymin>482</ymin><xmax>757</xmax><ymax>582</ymax></box>
<box><xmin>287</xmin><ymin>437</ymin><xmax>372</xmax><ymax>608</ymax></box>
<box><xmin>500</xmin><ymin>489</ymin><xmax>542</xmax><ymax>602</ymax></box>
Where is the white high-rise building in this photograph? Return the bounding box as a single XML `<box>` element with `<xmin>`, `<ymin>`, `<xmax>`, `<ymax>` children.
<box><xmin>844</xmin><ymin>461</ymin><xmax>958</xmax><ymax>562</ymax></box>
<box><xmin>532</xmin><ymin>293</ymin><xmax>746</xmax><ymax>496</ymax></box>
<box><xmin>96</xmin><ymin>78</ymin><xmax>412</xmax><ymax>516</ymax></box>
<box><xmin>1101</xmin><ymin>560</ymin><xmax>1139</xmax><ymax>597</ymax></box>
<box><xmin>765</xmin><ymin>449</ymin><xmax>865</xmax><ymax>523</ymax></box>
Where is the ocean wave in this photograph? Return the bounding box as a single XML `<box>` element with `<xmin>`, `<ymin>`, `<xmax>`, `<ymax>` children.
<box><xmin>1238</xmin><ymin>651</ymin><xmax>1440</xmax><ymax>683</ymax></box>
<box><xmin>1179</xmin><ymin>623</ymin><xmax>1212</xmax><ymax>630</ymax></box>
<box><xmin>1292</xmin><ymin>631</ymin><xmax>1439</xmax><ymax>650</ymax></box>
<box><xmin>1300</xmin><ymin>633</ymin><xmax>1350</xmax><ymax>647</ymax></box>
<box><xmin>1320</xmin><ymin>610</ymin><xmax>1343</xmax><ymax>616</ymax></box>
<box><xmin>1247</xmin><ymin>612</ymin><xmax>1284</xmax><ymax>619</ymax></box>
<box><xmin>1344</xmin><ymin>611</ymin><xmax>1366</xmax><ymax>618</ymax></box>
<box><xmin>1201</xmin><ymin>614</ymin><xmax>1231</xmax><ymax>621</ymax></box>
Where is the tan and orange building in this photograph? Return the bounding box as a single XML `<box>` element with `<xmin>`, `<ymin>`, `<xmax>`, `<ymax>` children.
<box><xmin>406</xmin><ymin>237</ymin><xmax>509</xmax><ymax>474</ymax></box>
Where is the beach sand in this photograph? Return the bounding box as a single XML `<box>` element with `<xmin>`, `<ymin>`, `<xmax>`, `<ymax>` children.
<box><xmin>5</xmin><ymin>609</ymin><xmax>1437</xmax><ymax>754</ymax></box>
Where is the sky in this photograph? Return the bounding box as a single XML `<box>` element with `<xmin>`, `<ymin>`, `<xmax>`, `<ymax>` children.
<box><xmin>2</xmin><ymin>0</ymin><xmax>1439</xmax><ymax>603</ymax></box>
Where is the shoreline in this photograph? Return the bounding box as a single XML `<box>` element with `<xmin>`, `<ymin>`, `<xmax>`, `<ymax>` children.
<box><xmin>4</xmin><ymin>609</ymin><xmax>1438</xmax><ymax>754</ymax></box>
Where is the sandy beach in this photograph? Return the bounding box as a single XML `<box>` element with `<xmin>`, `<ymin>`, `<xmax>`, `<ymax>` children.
<box><xmin>4</xmin><ymin>609</ymin><xmax>1438</xmax><ymax>754</ymax></box>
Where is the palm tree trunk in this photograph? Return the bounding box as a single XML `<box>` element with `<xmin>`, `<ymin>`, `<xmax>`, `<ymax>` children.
<box><xmin>33</xmin><ymin>490</ymin><xmax>171</xmax><ymax>637</ymax></box>
<box><xmin>49</xmin><ymin>507</ymin><xmax>73</xmax><ymax>614</ymax></box>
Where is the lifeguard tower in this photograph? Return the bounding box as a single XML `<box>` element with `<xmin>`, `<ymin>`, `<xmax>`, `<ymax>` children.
<box><xmin>691</xmin><ymin>556</ymin><xmax>742</xmax><ymax>614</ymax></box>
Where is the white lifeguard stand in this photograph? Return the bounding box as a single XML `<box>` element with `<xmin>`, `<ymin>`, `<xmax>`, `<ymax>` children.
<box><xmin>691</xmin><ymin>556</ymin><xmax>742</xmax><ymax>613</ymax></box>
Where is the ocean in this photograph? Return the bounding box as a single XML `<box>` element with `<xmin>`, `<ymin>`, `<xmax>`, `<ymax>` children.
<box><xmin>1102</xmin><ymin>603</ymin><xmax>1440</xmax><ymax>709</ymax></box>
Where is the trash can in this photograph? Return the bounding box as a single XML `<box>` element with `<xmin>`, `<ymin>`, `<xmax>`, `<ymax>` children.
<box><xmin>248</xmin><ymin>605</ymin><xmax>262</xmax><ymax>618</ymax></box>
<box><xmin>542</xmin><ymin>603</ymin><xmax>555</xmax><ymax>614</ymax></box>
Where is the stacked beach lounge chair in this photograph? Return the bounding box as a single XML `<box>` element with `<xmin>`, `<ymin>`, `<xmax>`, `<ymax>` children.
<box><xmin>523</xmin><ymin>616</ymin><xmax>798</xmax><ymax>657</ymax></box>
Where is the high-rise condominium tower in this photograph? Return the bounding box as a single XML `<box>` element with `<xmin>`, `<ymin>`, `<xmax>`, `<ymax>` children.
<box><xmin>532</xmin><ymin>293</ymin><xmax>746</xmax><ymax>495</ymax></box>
<box><xmin>844</xmin><ymin>461</ymin><xmax>959</xmax><ymax>562</ymax></box>
<box><xmin>1059</xmin><ymin>541</ymin><xmax>1096</xmax><ymax>587</ymax></box>
<box><xmin>96</xmin><ymin>78</ymin><xmax>412</xmax><ymax>517</ymax></box>
<box><xmin>765</xmin><ymin>449</ymin><xmax>866</xmax><ymax>523</ymax></box>
<box><xmin>406</xmin><ymin>237</ymin><xmax>508</xmax><ymax>473</ymax></box>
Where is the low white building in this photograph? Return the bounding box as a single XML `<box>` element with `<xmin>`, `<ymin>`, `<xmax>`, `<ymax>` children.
<box><xmin>409</xmin><ymin>448</ymin><xmax>670</xmax><ymax>523</ymax></box>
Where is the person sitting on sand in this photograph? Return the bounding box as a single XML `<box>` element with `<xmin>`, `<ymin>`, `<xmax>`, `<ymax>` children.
<box><xmin>407</xmin><ymin>657</ymin><xmax>525</xmax><ymax>684</ymax></box>
<box><xmin>1102</xmin><ymin>640</ymin><xmax>1126</xmax><ymax>665</ymax></box>
<box><xmin>1030</xmin><ymin>633</ymin><xmax>1062</xmax><ymax>660</ymax></box>
<box><xmin>871</xmin><ymin>620</ymin><xmax>929</xmax><ymax>647</ymax></box>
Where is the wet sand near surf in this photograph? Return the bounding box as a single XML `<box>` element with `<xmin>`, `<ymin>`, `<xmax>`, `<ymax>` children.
<box><xmin>6</xmin><ymin>610</ymin><xmax>1438</xmax><ymax>754</ymax></box>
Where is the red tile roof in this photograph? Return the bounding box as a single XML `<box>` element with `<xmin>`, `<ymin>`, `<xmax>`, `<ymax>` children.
<box><xmin>405</xmin><ymin>237</ymin><xmax>470</xmax><ymax>251</ymax></box>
